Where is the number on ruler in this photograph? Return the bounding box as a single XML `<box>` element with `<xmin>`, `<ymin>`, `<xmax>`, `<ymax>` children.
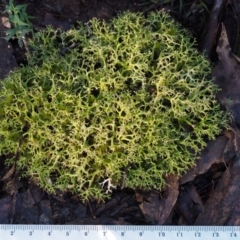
<box><xmin>213</xmin><ymin>232</ymin><xmax>219</xmax><ymax>237</ymax></box>
<box><xmin>177</xmin><ymin>232</ymin><xmax>183</xmax><ymax>237</ymax></box>
<box><xmin>66</xmin><ymin>231</ymin><xmax>69</xmax><ymax>236</ymax></box>
<box><xmin>10</xmin><ymin>231</ymin><xmax>14</xmax><ymax>236</ymax></box>
<box><xmin>231</xmin><ymin>233</ymin><xmax>237</xmax><ymax>237</ymax></box>
<box><xmin>159</xmin><ymin>232</ymin><xmax>165</xmax><ymax>237</ymax></box>
<box><xmin>195</xmin><ymin>232</ymin><xmax>201</xmax><ymax>237</ymax></box>
<box><xmin>29</xmin><ymin>231</ymin><xmax>32</xmax><ymax>236</ymax></box>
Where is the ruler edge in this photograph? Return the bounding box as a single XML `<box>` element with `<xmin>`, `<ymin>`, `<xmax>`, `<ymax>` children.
<box><xmin>1</xmin><ymin>225</ymin><xmax>240</xmax><ymax>231</ymax></box>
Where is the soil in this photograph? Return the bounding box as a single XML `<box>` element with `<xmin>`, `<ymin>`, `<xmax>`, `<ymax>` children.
<box><xmin>0</xmin><ymin>0</ymin><xmax>240</xmax><ymax>225</ymax></box>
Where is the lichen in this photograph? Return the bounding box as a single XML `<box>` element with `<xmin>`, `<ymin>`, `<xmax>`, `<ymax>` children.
<box><xmin>0</xmin><ymin>11</ymin><xmax>227</xmax><ymax>201</ymax></box>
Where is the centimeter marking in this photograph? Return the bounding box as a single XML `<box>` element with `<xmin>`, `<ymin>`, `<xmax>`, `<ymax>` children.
<box><xmin>0</xmin><ymin>225</ymin><xmax>240</xmax><ymax>240</ymax></box>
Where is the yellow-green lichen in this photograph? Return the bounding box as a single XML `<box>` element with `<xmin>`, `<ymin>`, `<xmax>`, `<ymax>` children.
<box><xmin>0</xmin><ymin>11</ymin><xmax>227</xmax><ymax>201</ymax></box>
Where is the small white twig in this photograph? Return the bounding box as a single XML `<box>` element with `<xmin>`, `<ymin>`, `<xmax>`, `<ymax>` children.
<box><xmin>84</xmin><ymin>21</ymin><xmax>91</xmax><ymax>37</ymax></box>
<box><xmin>99</xmin><ymin>178</ymin><xmax>116</xmax><ymax>194</ymax></box>
<box><xmin>22</xmin><ymin>36</ymin><xmax>31</xmax><ymax>55</ymax></box>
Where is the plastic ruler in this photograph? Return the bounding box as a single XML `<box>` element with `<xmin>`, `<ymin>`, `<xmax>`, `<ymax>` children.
<box><xmin>0</xmin><ymin>225</ymin><xmax>240</xmax><ymax>240</ymax></box>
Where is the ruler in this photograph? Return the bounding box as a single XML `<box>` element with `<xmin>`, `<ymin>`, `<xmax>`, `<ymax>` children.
<box><xmin>0</xmin><ymin>225</ymin><xmax>239</xmax><ymax>240</ymax></box>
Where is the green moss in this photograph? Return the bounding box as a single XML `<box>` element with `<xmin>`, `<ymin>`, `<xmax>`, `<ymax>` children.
<box><xmin>0</xmin><ymin>11</ymin><xmax>227</xmax><ymax>201</ymax></box>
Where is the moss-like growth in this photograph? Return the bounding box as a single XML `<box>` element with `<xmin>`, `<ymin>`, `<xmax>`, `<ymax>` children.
<box><xmin>0</xmin><ymin>11</ymin><xmax>227</xmax><ymax>201</ymax></box>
